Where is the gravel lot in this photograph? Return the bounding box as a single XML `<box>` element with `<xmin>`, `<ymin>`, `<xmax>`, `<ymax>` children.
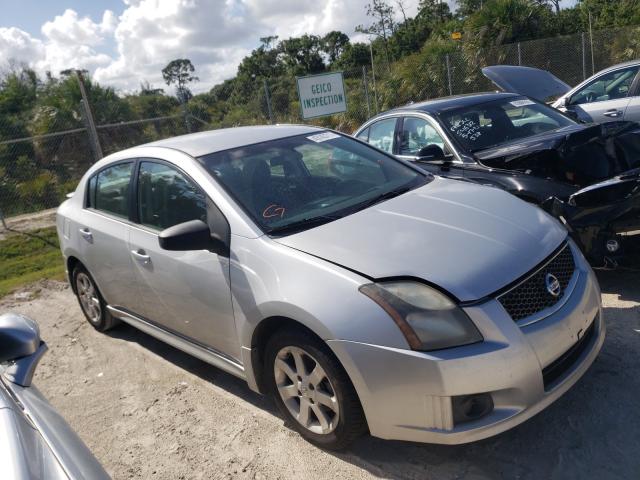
<box><xmin>1</xmin><ymin>270</ymin><xmax>639</xmax><ymax>480</ymax></box>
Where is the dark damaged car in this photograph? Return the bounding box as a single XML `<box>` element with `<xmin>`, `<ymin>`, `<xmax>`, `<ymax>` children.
<box><xmin>354</xmin><ymin>91</ymin><xmax>640</xmax><ymax>267</ymax></box>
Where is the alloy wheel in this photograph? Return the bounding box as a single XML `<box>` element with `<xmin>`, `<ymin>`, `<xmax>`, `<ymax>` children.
<box><xmin>76</xmin><ymin>272</ymin><xmax>102</xmax><ymax>324</ymax></box>
<box><xmin>273</xmin><ymin>346</ymin><xmax>340</xmax><ymax>435</ymax></box>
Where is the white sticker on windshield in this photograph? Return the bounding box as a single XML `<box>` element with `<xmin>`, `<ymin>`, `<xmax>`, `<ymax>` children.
<box><xmin>510</xmin><ymin>99</ymin><xmax>535</xmax><ymax>107</ymax></box>
<box><xmin>307</xmin><ymin>132</ymin><xmax>340</xmax><ymax>143</ymax></box>
<box><xmin>450</xmin><ymin>118</ymin><xmax>482</xmax><ymax>141</ymax></box>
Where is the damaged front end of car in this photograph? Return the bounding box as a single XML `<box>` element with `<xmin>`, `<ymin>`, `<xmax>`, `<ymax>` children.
<box><xmin>542</xmin><ymin>170</ymin><xmax>640</xmax><ymax>268</ymax></box>
<box><xmin>477</xmin><ymin>121</ymin><xmax>640</xmax><ymax>267</ymax></box>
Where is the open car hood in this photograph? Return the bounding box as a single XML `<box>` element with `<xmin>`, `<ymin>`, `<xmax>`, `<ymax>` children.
<box><xmin>482</xmin><ymin>65</ymin><xmax>571</xmax><ymax>103</ymax></box>
<box><xmin>475</xmin><ymin>121</ymin><xmax>640</xmax><ymax>176</ymax></box>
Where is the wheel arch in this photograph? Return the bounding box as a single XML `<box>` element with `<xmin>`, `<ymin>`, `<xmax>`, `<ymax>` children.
<box><xmin>249</xmin><ymin>316</ymin><xmax>325</xmax><ymax>393</ymax></box>
<box><xmin>66</xmin><ymin>255</ymin><xmax>82</xmax><ymax>294</ymax></box>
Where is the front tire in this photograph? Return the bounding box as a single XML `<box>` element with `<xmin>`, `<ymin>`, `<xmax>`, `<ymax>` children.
<box><xmin>72</xmin><ymin>265</ymin><xmax>118</xmax><ymax>332</ymax></box>
<box><xmin>265</xmin><ymin>328</ymin><xmax>367</xmax><ymax>450</ymax></box>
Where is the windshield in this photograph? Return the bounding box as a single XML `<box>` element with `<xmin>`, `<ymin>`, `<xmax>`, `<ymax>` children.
<box><xmin>438</xmin><ymin>96</ymin><xmax>576</xmax><ymax>153</ymax></box>
<box><xmin>197</xmin><ymin>132</ymin><xmax>427</xmax><ymax>234</ymax></box>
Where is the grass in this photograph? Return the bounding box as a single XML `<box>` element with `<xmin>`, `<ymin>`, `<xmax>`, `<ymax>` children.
<box><xmin>0</xmin><ymin>227</ymin><xmax>66</xmax><ymax>298</ymax></box>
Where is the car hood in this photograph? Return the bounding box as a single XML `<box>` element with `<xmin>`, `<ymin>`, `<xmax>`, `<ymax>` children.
<box><xmin>474</xmin><ymin>121</ymin><xmax>640</xmax><ymax>178</ymax></box>
<box><xmin>482</xmin><ymin>65</ymin><xmax>571</xmax><ymax>103</ymax></box>
<box><xmin>274</xmin><ymin>177</ymin><xmax>566</xmax><ymax>302</ymax></box>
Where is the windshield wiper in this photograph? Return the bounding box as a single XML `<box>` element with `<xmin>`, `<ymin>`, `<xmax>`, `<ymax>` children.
<box><xmin>350</xmin><ymin>184</ymin><xmax>414</xmax><ymax>212</ymax></box>
<box><xmin>267</xmin><ymin>214</ymin><xmax>340</xmax><ymax>236</ymax></box>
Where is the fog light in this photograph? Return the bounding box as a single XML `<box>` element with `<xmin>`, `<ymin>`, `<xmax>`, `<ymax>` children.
<box><xmin>606</xmin><ymin>239</ymin><xmax>620</xmax><ymax>253</ymax></box>
<box><xmin>452</xmin><ymin>393</ymin><xmax>494</xmax><ymax>425</ymax></box>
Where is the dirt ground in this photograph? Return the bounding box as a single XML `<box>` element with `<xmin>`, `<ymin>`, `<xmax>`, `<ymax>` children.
<box><xmin>0</xmin><ymin>208</ymin><xmax>57</xmax><ymax>240</ymax></box>
<box><xmin>1</xmin><ymin>271</ymin><xmax>639</xmax><ymax>480</ymax></box>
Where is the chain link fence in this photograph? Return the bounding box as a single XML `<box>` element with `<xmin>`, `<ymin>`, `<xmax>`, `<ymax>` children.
<box><xmin>2</xmin><ymin>25</ymin><xmax>640</xmax><ymax>221</ymax></box>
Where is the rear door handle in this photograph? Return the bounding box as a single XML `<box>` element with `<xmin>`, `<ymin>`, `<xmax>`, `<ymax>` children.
<box><xmin>603</xmin><ymin>109</ymin><xmax>622</xmax><ymax>118</ymax></box>
<box><xmin>79</xmin><ymin>228</ymin><xmax>93</xmax><ymax>241</ymax></box>
<box><xmin>131</xmin><ymin>249</ymin><xmax>151</xmax><ymax>264</ymax></box>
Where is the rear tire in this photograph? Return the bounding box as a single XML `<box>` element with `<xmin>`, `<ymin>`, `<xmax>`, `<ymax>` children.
<box><xmin>264</xmin><ymin>328</ymin><xmax>367</xmax><ymax>450</ymax></box>
<box><xmin>72</xmin><ymin>265</ymin><xmax>118</xmax><ymax>332</ymax></box>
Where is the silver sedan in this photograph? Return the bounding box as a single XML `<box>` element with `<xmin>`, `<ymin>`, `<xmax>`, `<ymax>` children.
<box><xmin>56</xmin><ymin>125</ymin><xmax>604</xmax><ymax>449</ymax></box>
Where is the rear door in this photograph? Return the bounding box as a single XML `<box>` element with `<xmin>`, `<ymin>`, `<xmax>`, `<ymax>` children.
<box><xmin>566</xmin><ymin>65</ymin><xmax>640</xmax><ymax>123</ymax></box>
<box><xmin>79</xmin><ymin>161</ymin><xmax>139</xmax><ymax>309</ymax></box>
<box><xmin>127</xmin><ymin>159</ymin><xmax>239</xmax><ymax>360</ymax></box>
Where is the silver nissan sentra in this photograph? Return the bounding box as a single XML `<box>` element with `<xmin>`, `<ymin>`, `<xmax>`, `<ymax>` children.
<box><xmin>56</xmin><ymin>125</ymin><xmax>604</xmax><ymax>450</ymax></box>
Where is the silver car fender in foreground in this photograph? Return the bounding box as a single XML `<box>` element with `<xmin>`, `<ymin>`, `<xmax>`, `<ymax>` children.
<box><xmin>0</xmin><ymin>313</ymin><xmax>110</xmax><ymax>479</ymax></box>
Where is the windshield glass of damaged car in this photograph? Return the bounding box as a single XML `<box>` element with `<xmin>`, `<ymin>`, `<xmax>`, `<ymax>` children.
<box><xmin>439</xmin><ymin>96</ymin><xmax>576</xmax><ymax>152</ymax></box>
<box><xmin>197</xmin><ymin>133</ymin><xmax>426</xmax><ymax>233</ymax></box>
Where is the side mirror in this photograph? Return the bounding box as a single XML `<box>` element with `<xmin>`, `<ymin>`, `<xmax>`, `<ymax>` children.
<box><xmin>0</xmin><ymin>313</ymin><xmax>47</xmax><ymax>387</ymax></box>
<box><xmin>159</xmin><ymin>219</ymin><xmax>212</xmax><ymax>251</ymax></box>
<box><xmin>416</xmin><ymin>144</ymin><xmax>446</xmax><ymax>161</ymax></box>
<box><xmin>0</xmin><ymin>313</ymin><xmax>40</xmax><ymax>363</ymax></box>
<box><xmin>556</xmin><ymin>96</ymin><xmax>567</xmax><ymax>108</ymax></box>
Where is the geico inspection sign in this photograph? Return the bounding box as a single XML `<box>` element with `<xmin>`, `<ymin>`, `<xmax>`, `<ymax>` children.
<box><xmin>296</xmin><ymin>72</ymin><xmax>347</xmax><ymax>119</ymax></box>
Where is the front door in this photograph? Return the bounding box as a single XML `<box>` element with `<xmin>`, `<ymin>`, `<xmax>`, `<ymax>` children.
<box><xmin>567</xmin><ymin>65</ymin><xmax>640</xmax><ymax>123</ymax></box>
<box><xmin>128</xmin><ymin>159</ymin><xmax>239</xmax><ymax>360</ymax></box>
<box><xmin>395</xmin><ymin>116</ymin><xmax>467</xmax><ymax>180</ymax></box>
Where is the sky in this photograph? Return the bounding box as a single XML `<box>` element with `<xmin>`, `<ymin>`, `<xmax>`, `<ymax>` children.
<box><xmin>0</xmin><ymin>0</ymin><xmax>421</xmax><ymax>94</ymax></box>
<box><xmin>0</xmin><ymin>0</ymin><xmax>577</xmax><ymax>95</ymax></box>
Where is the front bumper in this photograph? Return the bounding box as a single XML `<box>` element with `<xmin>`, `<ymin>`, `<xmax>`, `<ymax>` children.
<box><xmin>328</xmin><ymin>243</ymin><xmax>605</xmax><ymax>444</ymax></box>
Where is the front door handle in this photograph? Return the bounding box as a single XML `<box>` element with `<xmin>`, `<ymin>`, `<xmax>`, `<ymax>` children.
<box><xmin>603</xmin><ymin>109</ymin><xmax>622</xmax><ymax>118</ymax></box>
<box><xmin>79</xmin><ymin>228</ymin><xmax>93</xmax><ymax>241</ymax></box>
<box><xmin>131</xmin><ymin>249</ymin><xmax>151</xmax><ymax>264</ymax></box>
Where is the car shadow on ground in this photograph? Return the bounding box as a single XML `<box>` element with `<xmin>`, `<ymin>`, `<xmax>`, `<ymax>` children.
<box><xmin>106</xmin><ymin>279</ymin><xmax>639</xmax><ymax>480</ymax></box>
<box><xmin>105</xmin><ymin>323</ymin><xmax>277</xmax><ymax>416</ymax></box>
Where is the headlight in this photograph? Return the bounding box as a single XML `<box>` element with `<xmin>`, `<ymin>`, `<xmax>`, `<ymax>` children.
<box><xmin>359</xmin><ymin>281</ymin><xmax>483</xmax><ymax>351</ymax></box>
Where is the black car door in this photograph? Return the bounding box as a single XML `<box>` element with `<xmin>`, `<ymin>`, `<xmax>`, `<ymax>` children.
<box><xmin>394</xmin><ymin>115</ymin><xmax>467</xmax><ymax>180</ymax></box>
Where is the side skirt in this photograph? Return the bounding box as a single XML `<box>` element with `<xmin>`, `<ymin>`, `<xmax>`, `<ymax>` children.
<box><xmin>107</xmin><ymin>306</ymin><xmax>246</xmax><ymax>381</ymax></box>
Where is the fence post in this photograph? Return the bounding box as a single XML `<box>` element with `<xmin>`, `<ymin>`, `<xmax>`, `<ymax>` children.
<box><xmin>75</xmin><ymin>71</ymin><xmax>102</xmax><ymax>161</ymax></box>
<box><xmin>362</xmin><ymin>66</ymin><xmax>371</xmax><ymax>118</ymax></box>
<box><xmin>517</xmin><ymin>43</ymin><xmax>522</xmax><ymax>66</ymax></box>
<box><xmin>182</xmin><ymin>102</ymin><xmax>192</xmax><ymax>133</ymax></box>
<box><xmin>263</xmin><ymin>79</ymin><xmax>274</xmax><ymax>124</ymax></box>
<box><xmin>369</xmin><ymin>42</ymin><xmax>380</xmax><ymax>114</ymax></box>
<box><xmin>445</xmin><ymin>54</ymin><xmax>453</xmax><ymax>96</ymax></box>
<box><xmin>581</xmin><ymin>32</ymin><xmax>587</xmax><ymax>80</ymax></box>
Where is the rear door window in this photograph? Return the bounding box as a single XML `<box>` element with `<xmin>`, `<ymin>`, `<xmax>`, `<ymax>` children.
<box><xmin>367</xmin><ymin>118</ymin><xmax>397</xmax><ymax>154</ymax></box>
<box><xmin>91</xmin><ymin>162</ymin><xmax>134</xmax><ymax>218</ymax></box>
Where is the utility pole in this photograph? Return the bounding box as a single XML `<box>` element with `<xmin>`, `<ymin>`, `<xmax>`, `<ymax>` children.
<box><xmin>263</xmin><ymin>79</ymin><xmax>274</xmax><ymax>124</ymax></box>
<box><xmin>588</xmin><ymin>11</ymin><xmax>595</xmax><ymax>75</ymax></box>
<box><xmin>74</xmin><ymin>70</ymin><xmax>103</xmax><ymax>161</ymax></box>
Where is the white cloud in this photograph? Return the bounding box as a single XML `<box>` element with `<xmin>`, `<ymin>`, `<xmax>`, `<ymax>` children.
<box><xmin>0</xmin><ymin>27</ymin><xmax>45</xmax><ymax>69</ymax></box>
<box><xmin>41</xmin><ymin>9</ymin><xmax>115</xmax><ymax>46</ymax></box>
<box><xmin>0</xmin><ymin>0</ymin><xmax>420</xmax><ymax>93</ymax></box>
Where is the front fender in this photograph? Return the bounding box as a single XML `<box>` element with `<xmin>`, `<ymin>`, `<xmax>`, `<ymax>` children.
<box><xmin>229</xmin><ymin>235</ymin><xmax>410</xmax><ymax>352</ymax></box>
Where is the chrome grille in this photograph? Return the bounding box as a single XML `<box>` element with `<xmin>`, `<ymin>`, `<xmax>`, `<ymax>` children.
<box><xmin>498</xmin><ymin>243</ymin><xmax>576</xmax><ymax>322</ymax></box>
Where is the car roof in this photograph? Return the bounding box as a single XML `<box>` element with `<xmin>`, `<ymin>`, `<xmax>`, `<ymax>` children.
<box><xmin>595</xmin><ymin>59</ymin><xmax>640</xmax><ymax>74</ymax></box>
<box><xmin>143</xmin><ymin>124</ymin><xmax>325</xmax><ymax>157</ymax></box>
<box><xmin>368</xmin><ymin>92</ymin><xmax>520</xmax><ymax>119</ymax></box>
